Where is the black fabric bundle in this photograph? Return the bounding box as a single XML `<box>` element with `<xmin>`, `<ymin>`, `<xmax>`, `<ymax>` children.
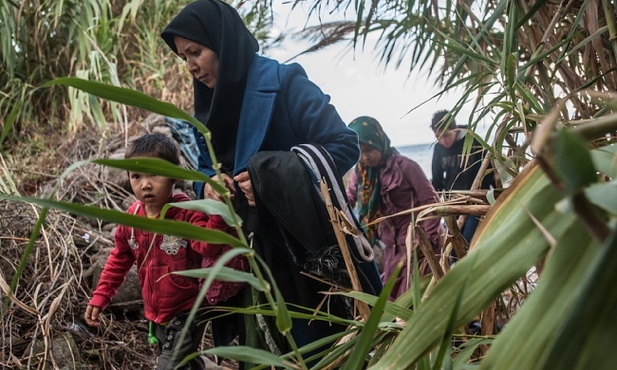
<box><xmin>248</xmin><ymin>143</ymin><xmax>382</xmax><ymax>297</ymax></box>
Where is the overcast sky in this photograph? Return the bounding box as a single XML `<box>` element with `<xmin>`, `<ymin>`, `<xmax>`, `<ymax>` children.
<box><xmin>264</xmin><ymin>2</ymin><xmax>474</xmax><ymax>147</ymax></box>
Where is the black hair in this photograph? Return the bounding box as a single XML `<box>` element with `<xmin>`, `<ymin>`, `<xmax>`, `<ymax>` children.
<box><xmin>430</xmin><ymin>110</ymin><xmax>457</xmax><ymax>131</ymax></box>
<box><xmin>125</xmin><ymin>133</ymin><xmax>181</xmax><ymax>166</ymax></box>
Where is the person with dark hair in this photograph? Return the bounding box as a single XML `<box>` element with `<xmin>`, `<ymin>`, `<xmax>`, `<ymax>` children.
<box><xmin>84</xmin><ymin>133</ymin><xmax>248</xmax><ymax>370</ymax></box>
<box><xmin>430</xmin><ymin>109</ymin><xmax>496</xmax><ymax>244</ymax></box>
<box><xmin>160</xmin><ymin>0</ymin><xmax>359</xmax><ymax>204</ymax></box>
<box><xmin>346</xmin><ymin>116</ymin><xmax>444</xmax><ymax>300</ymax></box>
<box><xmin>160</xmin><ymin>0</ymin><xmax>381</xmax><ymax>365</ymax></box>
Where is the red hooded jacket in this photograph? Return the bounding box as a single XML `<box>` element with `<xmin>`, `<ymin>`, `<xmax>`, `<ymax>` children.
<box><xmin>88</xmin><ymin>192</ymin><xmax>247</xmax><ymax>324</ymax></box>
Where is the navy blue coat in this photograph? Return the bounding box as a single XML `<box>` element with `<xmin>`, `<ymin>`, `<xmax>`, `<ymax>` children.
<box><xmin>193</xmin><ymin>55</ymin><xmax>360</xmax><ymax>198</ymax></box>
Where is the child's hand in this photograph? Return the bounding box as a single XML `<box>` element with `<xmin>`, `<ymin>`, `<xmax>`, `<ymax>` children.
<box><xmin>234</xmin><ymin>171</ymin><xmax>255</xmax><ymax>206</ymax></box>
<box><xmin>84</xmin><ymin>305</ymin><xmax>101</xmax><ymax>327</ymax></box>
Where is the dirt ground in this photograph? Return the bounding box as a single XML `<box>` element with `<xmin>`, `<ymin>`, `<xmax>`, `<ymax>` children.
<box><xmin>0</xmin><ymin>122</ymin><xmax>240</xmax><ymax>369</ymax></box>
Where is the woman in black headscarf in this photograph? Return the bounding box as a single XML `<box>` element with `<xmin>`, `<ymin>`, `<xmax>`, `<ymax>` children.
<box><xmin>161</xmin><ymin>0</ymin><xmax>359</xmax><ymax>204</ymax></box>
<box><xmin>161</xmin><ymin>0</ymin><xmax>378</xmax><ymax>365</ymax></box>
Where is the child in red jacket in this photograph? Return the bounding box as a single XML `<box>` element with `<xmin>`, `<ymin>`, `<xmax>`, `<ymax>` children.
<box><xmin>84</xmin><ymin>133</ymin><xmax>247</xmax><ymax>369</ymax></box>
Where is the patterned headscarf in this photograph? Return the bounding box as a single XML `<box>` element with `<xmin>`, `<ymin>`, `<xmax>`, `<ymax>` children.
<box><xmin>348</xmin><ymin>116</ymin><xmax>393</xmax><ymax>246</ymax></box>
<box><xmin>161</xmin><ymin>0</ymin><xmax>259</xmax><ymax>173</ymax></box>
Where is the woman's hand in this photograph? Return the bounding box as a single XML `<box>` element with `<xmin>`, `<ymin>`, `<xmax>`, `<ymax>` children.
<box><xmin>204</xmin><ymin>173</ymin><xmax>235</xmax><ymax>202</ymax></box>
<box><xmin>234</xmin><ymin>171</ymin><xmax>255</xmax><ymax>206</ymax></box>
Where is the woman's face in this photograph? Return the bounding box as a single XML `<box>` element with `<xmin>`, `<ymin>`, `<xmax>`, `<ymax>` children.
<box><xmin>359</xmin><ymin>143</ymin><xmax>383</xmax><ymax>168</ymax></box>
<box><xmin>174</xmin><ymin>36</ymin><xmax>219</xmax><ymax>89</ymax></box>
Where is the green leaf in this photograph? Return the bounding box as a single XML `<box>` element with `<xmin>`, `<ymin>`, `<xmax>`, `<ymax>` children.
<box><xmin>343</xmin><ymin>263</ymin><xmax>399</xmax><ymax>370</ymax></box>
<box><xmin>585</xmin><ymin>180</ymin><xmax>617</xmax><ymax>216</ymax></box>
<box><xmin>175</xmin><ymin>246</ymin><xmax>256</xmax><ymax>356</ymax></box>
<box><xmin>253</xmin><ymin>253</ymin><xmax>293</xmax><ymax>339</ymax></box>
<box><xmin>370</xmin><ymin>162</ymin><xmax>591</xmax><ymax>369</ymax></box>
<box><xmin>174</xmin><ymin>266</ymin><xmax>262</xmax><ymax>290</ymax></box>
<box><xmin>40</xmin><ymin>77</ymin><xmax>206</xmax><ymax>132</ymax></box>
<box><xmin>0</xmin><ymin>98</ymin><xmax>21</xmax><ymax>148</ymax></box>
<box><xmin>540</xmin><ymin>229</ymin><xmax>617</xmax><ymax>369</ymax></box>
<box><xmin>453</xmin><ymin>338</ymin><xmax>494</xmax><ymax>368</ymax></box>
<box><xmin>93</xmin><ymin>158</ymin><xmax>226</xmax><ymax>195</ymax></box>
<box><xmin>479</xmin><ymin>214</ymin><xmax>599</xmax><ymax>369</ymax></box>
<box><xmin>432</xmin><ymin>255</ymin><xmax>475</xmax><ymax>370</ymax></box>
<box><xmin>166</xmin><ymin>199</ymin><xmax>241</xmax><ymax>227</ymax></box>
<box><xmin>0</xmin><ymin>194</ymin><xmax>245</xmax><ymax>248</ymax></box>
<box><xmin>553</xmin><ymin>130</ymin><xmax>597</xmax><ymax>196</ymax></box>
<box><xmin>300</xmin><ymin>329</ymin><xmax>359</xmax><ymax>368</ymax></box>
<box><xmin>505</xmin><ymin>53</ymin><xmax>517</xmax><ymax>99</ymax></box>
<box><xmin>341</xmin><ymin>290</ymin><xmax>413</xmax><ymax>322</ymax></box>
<box><xmin>590</xmin><ymin>143</ymin><xmax>617</xmax><ymax>178</ymax></box>
<box><xmin>201</xmin><ymin>345</ymin><xmax>290</xmax><ymax>368</ymax></box>
<box><xmin>274</xmin><ymin>285</ymin><xmax>293</xmax><ymax>335</ymax></box>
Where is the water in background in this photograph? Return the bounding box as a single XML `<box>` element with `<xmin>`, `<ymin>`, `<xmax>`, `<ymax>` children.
<box><xmin>396</xmin><ymin>143</ymin><xmax>434</xmax><ymax>180</ymax></box>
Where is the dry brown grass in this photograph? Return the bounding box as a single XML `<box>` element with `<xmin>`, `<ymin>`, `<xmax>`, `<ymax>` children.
<box><xmin>0</xmin><ymin>124</ymin><xmax>236</xmax><ymax>369</ymax></box>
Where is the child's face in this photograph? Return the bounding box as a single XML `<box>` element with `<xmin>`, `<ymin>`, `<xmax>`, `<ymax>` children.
<box><xmin>128</xmin><ymin>171</ymin><xmax>176</xmax><ymax>217</ymax></box>
<box><xmin>359</xmin><ymin>143</ymin><xmax>383</xmax><ymax>168</ymax></box>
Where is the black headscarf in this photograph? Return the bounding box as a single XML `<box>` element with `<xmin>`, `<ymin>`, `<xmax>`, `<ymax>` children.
<box><xmin>161</xmin><ymin>0</ymin><xmax>259</xmax><ymax>172</ymax></box>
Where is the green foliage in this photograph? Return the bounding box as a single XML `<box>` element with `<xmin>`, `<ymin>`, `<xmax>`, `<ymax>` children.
<box><xmin>296</xmin><ymin>0</ymin><xmax>617</xmax><ymax>178</ymax></box>
<box><xmin>1</xmin><ymin>0</ymin><xmax>120</xmax><ymax>136</ymax></box>
<box><xmin>6</xmin><ymin>78</ymin><xmax>617</xmax><ymax>370</ymax></box>
<box><xmin>343</xmin><ymin>263</ymin><xmax>398</xmax><ymax>370</ymax></box>
<box><xmin>0</xmin><ymin>0</ymin><xmax>273</xmax><ymax>147</ymax></box>
<box><xmin>541</xmin><ymin>229</ymin><xmax>617</xmax><ymax>370</ymax></box>
<box><xmin>552</xmin><ymin>129</ymin><xmax>598</xmax><ymax>196</ymax></box>
<box><xmin>2</xmin><ymin>77</ymin><xmax>380</xmax><ymax>369</ymax></box>
<box><xmin>2</xmin><ymin>193</ymin><xmax>244</xmax><ymax>247</ymax></box>
<box><xmin>3</xmin><ymin>0</ymin><xmax>617</xmax><ymax>368</ymax></box>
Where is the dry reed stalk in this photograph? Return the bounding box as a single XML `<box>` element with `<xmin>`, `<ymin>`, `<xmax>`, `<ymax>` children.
<box><xmin>0</xmin><ymin>127</ymin><xmax>174</xmax><ymax>369</ymax></box>
<box><xmin>476</xmin><ymin>299</ymin><xmax>498</xmax><ymax>357</ymax></box>
<box><xmin>415</xmin><ymin>226</ymin><xmax>445</xmax><ymax>280</ymax></box>
<box><xmin>319</xmin><ymin>179</ymin><xmax>371</xmax><ymax>320</ymax></box>
<box><xmin>435</xmin><ymin>204</ymin><xmax>492</xmax><ymax>216</ymax></box>
<box><xmin>318</xmin><ymin>177</ymin><xmax>375</xmax><ymax>370</ymax></box>
<box><xmin>443</xmin><ymin>215</ymin><xmax>468</xmax><ymax>263</ymax></box>
<box><xmin>366</xmin><ymin>197</ymin><xmax>488</xmax><ymax>229</ymax></box>
<box><xmin>0</xmin><ymin>271</ymin><xmax>38</xmax><ymax>316</ymax></box>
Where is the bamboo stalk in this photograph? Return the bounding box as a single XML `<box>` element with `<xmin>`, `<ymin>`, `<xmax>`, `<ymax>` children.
<box><xmin>443</xmin><ymin>216</ymin><xmax>468</xmax><ymax>261</ymax></box>
<box><xmin>366</xmin><ymin>202</ymin><xmax>491</xmax><ymax>227</ymax></box>
<box><xmin>435</xmin><ymin>205</ymin><xmax>491</xmax><ymax>216</ymax></box>
<box><xmin>415</xmin><ymin>226</ymin><xmax>445</xmax><ymax>280</ymax></box>
<box><xmin>319</xmin><ymin>179</ymin><xmax>371</xmax><ymax>320</ymax></box>
<box><xmin>446</xmin><ymin>189</ymin><xmax>492</xmax><ymax>197</ymax></box>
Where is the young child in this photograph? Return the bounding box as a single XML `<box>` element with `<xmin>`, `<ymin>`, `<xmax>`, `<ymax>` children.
<box><xmin>346</xmin><ymin>116</ymin><xmax>444</xmax><ymax>300</ymax></box>
<box><xmin>84</xmin><ymin>133</ymin><xmax>247</xmax><ymax>369</ymax></box>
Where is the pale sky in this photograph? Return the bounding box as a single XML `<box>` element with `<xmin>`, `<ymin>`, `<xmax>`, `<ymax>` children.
<box><xmin>264</xmin><ymin>2</ymin><xmax>475</xmax><ymax>147</ymax></box>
